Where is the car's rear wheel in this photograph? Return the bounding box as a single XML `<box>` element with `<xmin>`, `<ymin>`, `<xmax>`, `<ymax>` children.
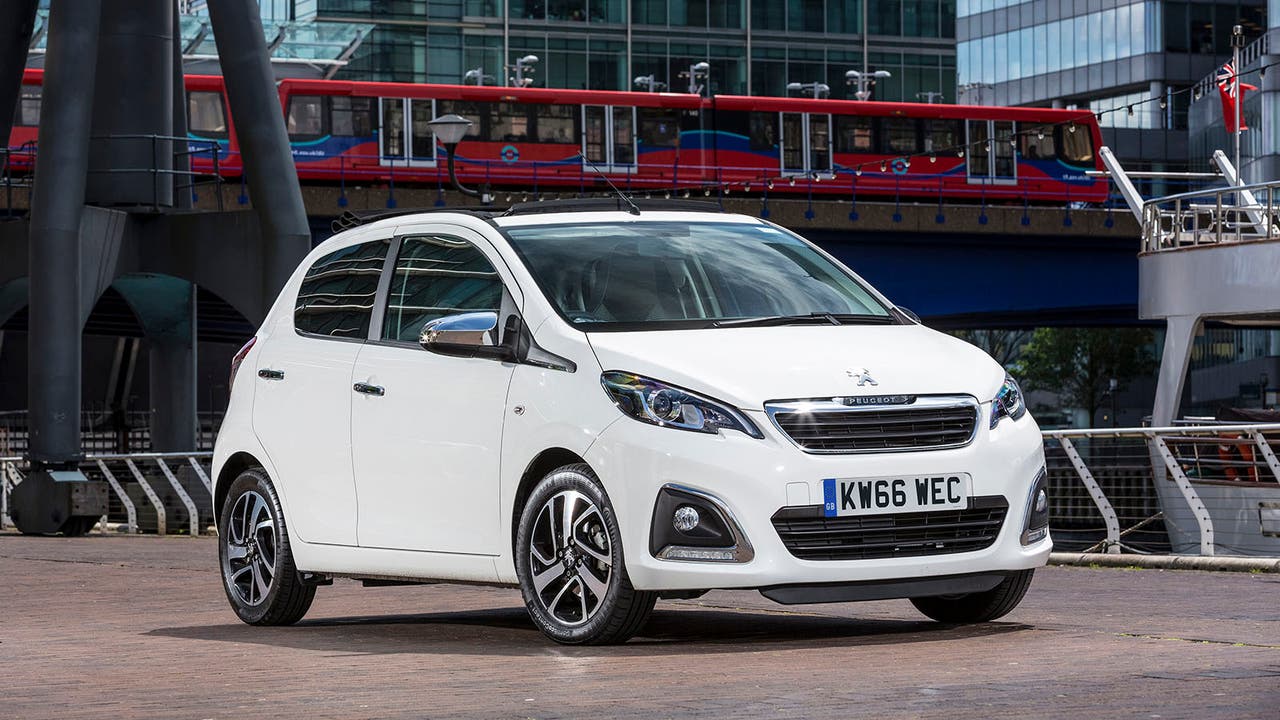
<box><xmin>218</xmin><ymin>468</ymin><xmax>315</xmax><ymax>625</ymax></box>
<box><xmin>910</xmin><ymin>569</ymin><xmax>1034</xmax><ymax>623</ymax></box>
<box><xmin>515</xmin><ymin>463</ymin><xmax>656</xmax><ymax>645</ymax></box>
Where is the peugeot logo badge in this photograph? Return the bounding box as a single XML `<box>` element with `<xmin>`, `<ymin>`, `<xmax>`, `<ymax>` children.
<box><xmin>848</xmin><ymin>368</ymin><xmax>877</xmax><ymax>387</ymax></box>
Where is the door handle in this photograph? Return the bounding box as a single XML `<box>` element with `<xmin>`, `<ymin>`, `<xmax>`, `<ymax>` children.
<box><xmin>353</xmin><ymin>382</ymin><xmax>385</xmax><ymax>397</ymax></box>
<box><xmin>258</xmin><ymin>368</ymin><xmax>285</xmax><ymax>380</ymax></box>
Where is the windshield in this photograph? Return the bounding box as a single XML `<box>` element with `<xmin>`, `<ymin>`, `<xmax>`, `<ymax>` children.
<box><xmin>502</xmin><ymin>220</ymin><xmax>893</xmax><ymax>331</ymax></box>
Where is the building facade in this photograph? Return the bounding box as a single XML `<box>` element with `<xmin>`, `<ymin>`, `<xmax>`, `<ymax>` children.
<box><xmin>300</xmin><ymin>1</ymin><xmax>958</xmax><ymax>103</ymax></box>
<box><xmin>957</xmin><ymin>0</ymin><xmax>1266</xmax><ymax>176</ymax></box>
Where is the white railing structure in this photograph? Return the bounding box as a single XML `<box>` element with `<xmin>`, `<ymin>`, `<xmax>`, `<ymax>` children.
<box><xmin>1043</xmin><ymin>423</ymin><xmax>1280</xmax><ymax>558</ymax></box>
<box><xmin>1141</xmin><ymin>177</ymin><xmax>1280</xmax><ymax>253</ymax></box>
<box><xmin>4</xmin><ymin>427</ymin><xmax>1280</xmax><ymax>560</ymax></box>
<box><xmin>0</xmin><ymin>452</ymin><xmax>214</xmax><ymax>536</ymax></box>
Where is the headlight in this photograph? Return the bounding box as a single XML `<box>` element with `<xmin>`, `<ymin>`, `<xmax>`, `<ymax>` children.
<box><xmin>601</xmin><ymin>372</ymin><xmax>763</xmax><ymax>438</ymax></box>
<box><xmin>990</xmin><ymin>373</ymin><xmax>1027</xmax><ymax>429</ymax></box>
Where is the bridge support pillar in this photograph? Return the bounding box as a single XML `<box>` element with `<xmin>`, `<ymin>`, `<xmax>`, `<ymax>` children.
<box><xmin>1152</xmin><ymin>315</ymin><xmax>1201</xmax><ymax>427</ymax></box>
<box><xmin>146</xmin><ymin>287</ymin><xmax>198</xmax><ymax>453</ymax></box>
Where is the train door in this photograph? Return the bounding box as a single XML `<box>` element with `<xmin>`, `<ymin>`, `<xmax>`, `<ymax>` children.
<box><xmin>965</xmin><ymin>119</ymin><xmax>1015</xmax><ymax>183</ymax></box>
<box><xmin>379</xmin><ymin>98</ymin><xmax>437</xmax><ymax>167</ymax></box>
<box><xmin>780</xmin><ymin>112</ymin><xmax>833</xmax><ymax>176</ymax></box>
<box><xmin>582</xmin><ymin>105</ymin><xmax>636</xmax><ymax>171</ymax></box>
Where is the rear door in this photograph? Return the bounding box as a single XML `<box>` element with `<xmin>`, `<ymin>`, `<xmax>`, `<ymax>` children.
<box><xmin>251</xmin><ymin>238</ymin><xmax>390</xmax><ymax>546</ymax></box>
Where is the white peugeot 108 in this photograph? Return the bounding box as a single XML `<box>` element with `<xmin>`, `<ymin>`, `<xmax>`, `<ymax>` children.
<box><xmin>213</xmin><ymin>201</ymin><xmax>1050</xmax><ymax>645</ymax></box>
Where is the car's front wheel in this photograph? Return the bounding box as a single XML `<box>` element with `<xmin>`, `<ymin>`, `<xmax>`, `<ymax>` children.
<box><xmin>515</xmin><ymin>464</ymin><xmax>656</xmax><ymax>645</ymax></box>
<box><xmin>218</xmin><ymin>468</ymin><xmax>315</xmax><ymax>626</ymax></box>
<box><xmin>910</xmin><ymin>569</ymin><xmax>1034</xmax><ymax>623</ymax></box>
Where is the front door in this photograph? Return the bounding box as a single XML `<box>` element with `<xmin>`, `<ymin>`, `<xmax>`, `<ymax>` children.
<box><xmin>350</xmin><ymin>229</ymin><xmax>520</xmax><ymax>554</ymax></box>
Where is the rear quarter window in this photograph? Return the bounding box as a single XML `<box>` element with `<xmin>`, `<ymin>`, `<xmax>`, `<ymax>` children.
<box><xmin>294</xmin><ymin>239</ymin><xmax>390</xmax><ymax>339</ymax></box>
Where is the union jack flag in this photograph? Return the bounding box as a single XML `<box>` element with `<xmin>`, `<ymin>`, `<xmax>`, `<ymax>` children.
<box><xmin>1217</xmin><ymin>61</ymin><xmax>1257</xmax><ymax>132</ymax></box>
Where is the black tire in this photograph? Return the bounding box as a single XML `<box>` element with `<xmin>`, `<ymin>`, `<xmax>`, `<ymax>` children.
<box><xmin>910</xmin><ymin>569</ymin><xmax>1035</xmax><ymax>623</ymax></box>
<box><xmin>515</xmin><ymin>463</ymin><xmax>657</xmax><ymax>645</ymax></box>
<box><xmin>218</xmin><ymin>468</ymin><xmax>315</xmax><ymax>626</ymax></box>
<box><xmin>59</xmin><ymin>516</ymin><xmax>99</xmax><ymax>536</ymax></box>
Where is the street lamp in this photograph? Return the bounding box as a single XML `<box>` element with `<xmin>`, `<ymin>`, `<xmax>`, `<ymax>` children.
<box><xmin>463</xmin><ymin>67</ymin><xmax>494</xmax><ymax>85</ymax></box>
<box><xmin>427</xmin><ymin>114</ymin><xmax>492</xmax><ymax>204</ymax></box>
<box><xmin>787</xmin><ymin>81</ymin><xmax>830</xmax><ymax>99</ymax></box>
<box><xmin>679</xmin><ymin>61</ymin><xmax>710</xmax><ymax>95</ymax></box>
<box><xmin>916</xmin><ymin>91</ymin><xmax>945</xmax><ymax>104</ymax></box>
<box><xmin>634</xmin><ymin>74</ymin><xmax>668</xmax><ymax>92</ymax></box>
<box><xmin>958</xmin><ymin>82</ymin><xmax>994</xmax><ymax>105</ymax></box>
<box><xmin>509</xmin><ymin>54</ymin><xmax>539</xmax><ymax>87</ymax></box>
<box><xmin>845</xmin><ymin>70</ymin><xmax>890</xmax><ymax>101</ymax></box>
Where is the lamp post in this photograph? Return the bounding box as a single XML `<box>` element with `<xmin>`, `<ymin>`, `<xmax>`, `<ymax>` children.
<box><xmin>787</xmin><ymin>81</ymin><xmax>830</xmax><ymax>99</ymax></box>
<box><xmin>509</xmin><ymin>54</ymin><xmax>538</xmax><ymax>87</ymax></box>
<box><xmin>463</xmin><ymin>67</ymin><xmax>494</xmax><ymax>85</ymax></box>
<box><xmin>916</xmin><ymin>91</ymin><xmax>945</xmax><ymax>104</ymax></box>
<box><xmin>634</xmin><ymin>74</ymin><xmax>668</xmax><ymax>92</ymax></box>
<box><xmin>845</xmin><ymin>70</ymin><xmax>890</xmax><ymax>101</ymax></box>
<box><xmin>427</xmin><ymin>114</ymin><xmax>492</xmax><ymax>205</ymax></box>
<box><xmin>679</xmin><ymin>61</ymin><xmax>710</xmax><ymax>95</ymax></box>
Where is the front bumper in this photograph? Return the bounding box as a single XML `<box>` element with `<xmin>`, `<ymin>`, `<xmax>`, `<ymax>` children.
<box><xmin>583</xmin><ymin>406</ymin><xmax>1051</xmax><ymax>593</ymax></box>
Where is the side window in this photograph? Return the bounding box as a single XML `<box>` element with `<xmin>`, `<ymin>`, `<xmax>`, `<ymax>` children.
<box><xmin>294</xmin><ymin>240</ymin><xmax>390</xmax><ymax>339</ymax></box>
<box><xmin>286</xmin><ymin>95</ymin><xmax>325</xmax><ymax>139</ymax></box>
<box><xmin>748</xmin><ymin>112</ymin><xmax>778</xmax><ymax>151</ymax></box>
<box><xmin>834</xmin><ymin>115</ymin><xmax>874</xmax><ymax>153</ymax></box>
<box><xmin>880</xmin><ymin>118</ymin><xmax>920</xmax><ymax>154</ymax></box>
<box><xmin>382</xmin><ymin>235</ymin><xmax>503</xmax><ymax>343</ymax></box>
<box><xmin>16</xmin><ymin>85</ymin><xmax>41</xmax><ymax>127</ymax></box>
<box><xmin>924</xmin><ymin>119</ymin><xmax>961</xmax><ymax>154</ymax></box>
<box><xmin>435</xmin><ymin>100</ymin><xmax>487</xmax><ymax>139</ymax></box>
<box><xmin>637</xmin><ymin>107</ymin><xmax>678</xmax><ymax>148</ymax></box>
<box><xmin>187</xmin><ymin>91</ymin><xmax>228</xmax><ymax>138</ymax></box>
<box><xmin>534</xmin><ymin>103</ymin><xmax>577</xmax><ymax>144</ymax></box>
<box><xmin>330</xmin><ymin>96</ymin><xmax>374</xmax><ymax>137</ymax></box>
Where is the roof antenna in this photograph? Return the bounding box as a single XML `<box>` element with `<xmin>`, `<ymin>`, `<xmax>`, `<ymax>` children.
<box><xmin>577</xmin><ymin>152</ymin><xmax>641</xmax><ymax>215</ymax></box>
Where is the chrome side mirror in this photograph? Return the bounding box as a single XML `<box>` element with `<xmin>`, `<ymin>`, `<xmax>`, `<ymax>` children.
<box><xmin>419</xmin><ymin>312</ymin><xmax>510</xmax><ymax>360</ymax></box>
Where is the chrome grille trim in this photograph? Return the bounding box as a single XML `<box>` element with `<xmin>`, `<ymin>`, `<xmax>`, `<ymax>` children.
<box><xmin>765</xmin><ymin>395</ymin><xmax>981</xmax><ymax>454</ymax></box>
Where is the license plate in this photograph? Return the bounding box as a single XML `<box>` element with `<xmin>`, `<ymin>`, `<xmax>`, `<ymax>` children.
<box><xmin>822</xmin><ymin>474</ymin><xmax>970</xmax><ymax>517</ymax></box>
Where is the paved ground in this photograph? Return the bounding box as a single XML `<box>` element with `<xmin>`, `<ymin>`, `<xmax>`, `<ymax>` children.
<box><xmin>1</xmin><ymin>535</ymin><xmax>1278</xmax><ymax>719</ymax></box>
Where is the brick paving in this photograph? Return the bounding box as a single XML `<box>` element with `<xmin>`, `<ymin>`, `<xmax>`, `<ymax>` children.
<box><xmin>1</xmin><ymin>534</ymin><xmax>1278</xmax><ymax>719</ymax></box>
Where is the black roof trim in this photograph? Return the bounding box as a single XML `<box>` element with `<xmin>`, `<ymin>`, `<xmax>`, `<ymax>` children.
<box><xmin>502</xmin><ymin>198</ymin><xmax>724</xmax><ymax>216</ymax></box>
<box><xmin>330</xmin><ymin>207</ymin><xmax>499</xmax><ymax>233</ymax></box>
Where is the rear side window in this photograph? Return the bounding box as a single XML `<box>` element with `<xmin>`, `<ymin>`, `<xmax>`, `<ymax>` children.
<box><xmin>294</xmin><ymin>239</ymin><xmax>390</xmax><ymax>339</ymax></box>
<box><xmin>382</xmin><ymin>235</ymin><xmax>503</xmax><ymax>343</ymax></box>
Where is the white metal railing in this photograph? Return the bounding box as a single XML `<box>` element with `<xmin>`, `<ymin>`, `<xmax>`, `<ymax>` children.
<box><xmin>1141</xmin><ymin>179</ymin><xmax>1280</xmax><ymax>252</ymax></box>
<box><xmin>1043</xmin><ymin>423</ymin><xmax>1280</xmax><ymax>557</ymax></box>
<box><xmin>0</xmin><ymin>452</ymin><xmax>213</xmax><ymax>535</ymax></box>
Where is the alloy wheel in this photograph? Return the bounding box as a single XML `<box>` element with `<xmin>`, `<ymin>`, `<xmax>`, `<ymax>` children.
<box><xmin>528</xmin><ymin>489</ymin><xmax>613</xmax><ymax>627</ymax></box>
<box><xmin>224</xmin><ymin>490</ymin><xmax>277</xmax><ymax>607</ymax></box>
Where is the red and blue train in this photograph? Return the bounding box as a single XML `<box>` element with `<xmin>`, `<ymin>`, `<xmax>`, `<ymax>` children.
<box><xmin>8</xmin><ymin>68</ymin><xmax>1107</xmax><ymax>203</ymax></box>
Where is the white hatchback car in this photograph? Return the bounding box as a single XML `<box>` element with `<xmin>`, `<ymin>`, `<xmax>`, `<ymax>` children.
<box><xmin>213</xmin><ymin>200</ymin><xmax>1050</xmax><ymax>644</ymax></box>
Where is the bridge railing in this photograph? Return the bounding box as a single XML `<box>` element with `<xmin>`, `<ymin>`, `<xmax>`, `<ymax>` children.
<box><xmin>6</xmin><ymin>424</ymin><xmax>1279</xmax><ymax>556</ymax></box>
<box><xmin>1141</xmin><ymin>179</ymin><xmax>1280</xmax><ymax>252</ymax></box>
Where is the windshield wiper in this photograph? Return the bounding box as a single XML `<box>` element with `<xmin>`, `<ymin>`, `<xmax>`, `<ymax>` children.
<box><xmin>712</xmin><ymin>312</ymin><xmax>895</xmax><ymax>328</ymax></box>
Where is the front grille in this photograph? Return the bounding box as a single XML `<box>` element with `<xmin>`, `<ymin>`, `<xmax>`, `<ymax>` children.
<box><xmin>768</xmin><ymin>398</ymin><xmax>978</xmax><ymax>453</ymax></box>
<box><xmin>771</xmin><ymin>496</ymin><xmax>1008</xmax><ymax>561</ymax></box>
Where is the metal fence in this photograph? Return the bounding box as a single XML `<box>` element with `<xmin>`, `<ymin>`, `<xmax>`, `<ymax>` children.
<box><xmin>0</xmin><ymin>410</ymin><xmax>221</xmax><ymax>457</ymax></box>
<box><xmin>4</xmin><ymin>424</ymin><xmax>1280</xmax><ymax>557</ymax></box>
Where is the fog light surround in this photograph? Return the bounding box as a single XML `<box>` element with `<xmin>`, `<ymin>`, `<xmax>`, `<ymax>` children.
<box><xmin>1021</xmin><ymin>468</ymin><xmax>1051</xmax><ymax>546</ymax></box>
<box><xmin>650</xmin><ymin>485</ymin><xmax>754</xmax><ymax>563</ymax></box>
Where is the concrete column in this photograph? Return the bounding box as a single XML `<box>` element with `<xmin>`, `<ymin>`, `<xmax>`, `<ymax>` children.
<box><xmin>206</xmin><ymin>0</ymin><xmax>311</xmax><ymax>299</ymax></box>
<box><xmin>0</xmin><ymin>0</ymin><xmax>38</xmax><ymax>146</ymax></box>
<box><xmin>148</xmin><ymin>335</ymin><xmax>197</xmax><ymax>452</ymax></box>
<box><xmin>87</xmin><ymin>0</ymin><xmax>175</xmax><ymax>208</ymax></box>
<box><xmin>1151</xmin><ymin>315</ymin><xmax>1201</xmax><ymax>426</ymax></box>
<box><xmin>27</xmin><ymin>0</ymin><xmax>102</xmax><ymax>466</ymax></box>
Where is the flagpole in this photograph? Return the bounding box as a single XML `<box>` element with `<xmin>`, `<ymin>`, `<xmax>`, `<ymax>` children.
<box><xmin>1233</xmin><ymin>24</ymin><xmax>1244</xmax><ymax>181</ymax></box>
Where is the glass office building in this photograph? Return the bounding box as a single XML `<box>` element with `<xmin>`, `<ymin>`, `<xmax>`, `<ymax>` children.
<box><xmin>301</xmin><ymin>1</ymin><xmax>958</xmax><ymax>102</ymax></box>
<box><xmin>957</xmin><ymin>0</ymin><xmax>1266</xmax><ymax>174</ymax></box>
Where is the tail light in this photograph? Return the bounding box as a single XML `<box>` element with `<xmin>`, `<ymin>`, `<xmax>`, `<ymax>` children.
<box><xmin>229</xmin><ymin>336</ymin><xmax>257</xmax><ymax>394</ymax></box>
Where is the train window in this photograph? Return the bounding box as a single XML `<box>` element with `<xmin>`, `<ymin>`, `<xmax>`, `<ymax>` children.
<box><xmin>492</xmin><ymin>102</ymin><xmax>531</xmax><ymax>142</ymax></box>
<box><xmin>15</xmin><ymin>85</ymin><xmax>41</xmax><ymax>127</ymax></box>
<box><xmin>287</xmin><ymin>95</ymin><xmax>325</xmax><ymax>138</ymax></box>
<box><xmin>534</xmin><ymin>104</ymin><xmax>577</xmax><ymax>144</ymax></box>
<box><xmin>187</xmin><ymin>91</ymin><xmax>226</xmax><ymax>138</ymax></box>
<box><xmin>1057</xmin><ymin>124</ymin><xmax>1094</xmax><ymax>165</ymax></box>
<box><xmin>881</xmin><ymin>118</ymin><xmax>920</xmax><ymax>155</ymax></box>
<box><xmin>436</xmin><ymin>101</ymin><xmax>486</xmax><ymax>139</ymax></box>
<box><xmin>834</xmin><ymin>116</ymin><xmax>874</xmax><ymax>153</ymax></box>
<box><xmin>638</xmin><ymin>107</ymin><xmax>678</xmax><ymax>148</ymax></box>
<box><xmin>924</xmin><ymin>119</ymin><xmax>961</xmax><ymax>154</ymax></box>
<box><xmin>612</xmin><ymin>106</ymin><xmax>635</xmax><ymax>163</ymax></box>
<box><xmin>1019</xmin><ymin>124</ymin><xmax>1055</xmax><ymax>160</ymax></box>
<box><xmin>748</xmin><ymin>112</ymin><xmax>778</xmax><ymax>152</ymax></box>
<box><xmin>331</xmin><ymin>96</ymin><xmax>375</xmax><ymax>137</ymax></box>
